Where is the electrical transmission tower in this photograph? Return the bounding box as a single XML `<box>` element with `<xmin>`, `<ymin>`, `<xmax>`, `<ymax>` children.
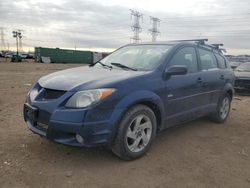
<box><xmin>0</xmin><ymin>27</ymin><xmax>6</xmax><ymax>51</ymax></box>
<box><xmin>130</xmin><ymin>9</ymin><xmax>143</xmax><ymax>43</ymax></box>
<box><xmin>149</xmin><ymin>16</ymin><xmax>160</xmax><ymax>42</ymax></box>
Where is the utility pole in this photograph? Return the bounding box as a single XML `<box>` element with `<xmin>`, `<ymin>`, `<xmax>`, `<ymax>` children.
<box><xmin>0</xmin><ymin>27</ymin><xmax>6</xmax><ymax>51</ymax></box>
<box><xmin>12</xmin><ymin>30</ymin><xmax>22</xmax><ymax>55</ymax></box>
<box><xmin>149</xmin><ymin>16</ymin><xmax>160</xmax><ymax>42</ymax></box>
<box><xmin>17</xmin><ymin>29</ymin><xmax>24</xmax><ymax>52</ymax></box>
<box><xmin>130</xmin><ymin>9</ymin><xmax>143</xmax><ymax>43</ymax></box>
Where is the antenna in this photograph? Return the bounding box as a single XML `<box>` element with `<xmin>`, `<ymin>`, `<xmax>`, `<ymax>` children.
<box><xmin>149</xmin><ymin>16</ymin><xmax>160</xmax><ymax>42</ymax></box>
<box><xmin>130</xmin><ymin>9</ymin><xmax>143</xmax><ymax>43</ymax></box>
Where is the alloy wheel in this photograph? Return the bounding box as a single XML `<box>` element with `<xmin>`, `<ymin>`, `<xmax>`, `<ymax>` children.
<box><xmin>126</xmin><ymin>115</ymin><xmax>152</xmax><ymax>153</ymax></box>
<box><xmin>220</xmin><ymin>97</ymin><xmax>230</xmax><ymax>120</ymax></box>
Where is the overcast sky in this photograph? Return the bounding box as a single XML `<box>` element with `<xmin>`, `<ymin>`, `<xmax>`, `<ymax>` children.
<box><xmin>0</xmin><ymin>0</ymin><xmax>250</xmax><ymax>54</ymax></box>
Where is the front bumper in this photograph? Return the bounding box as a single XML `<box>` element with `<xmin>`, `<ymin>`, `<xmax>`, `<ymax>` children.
<box><xmin>24</xmin><ymin>104</ymin><xmax>113</xmax><ymax>147</ymax></box>
<box><xmin>23</xmin><ymin>82</ymin><xmax>126</xmax><ymax>147</ymax></box>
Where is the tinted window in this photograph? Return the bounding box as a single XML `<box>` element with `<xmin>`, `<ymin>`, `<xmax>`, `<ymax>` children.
<box><xmin>198</xmin><ymin>49</ymin><xmax>218</xmax><ymax>70</ymax></box>
<box><xmin>168</xmin><ymin>47</ymin><xmax>198</xmax><ymax>73</ymax></box>
<box><xmin>215</xmin><ymin>54</ymin><xmax>226</xmax><ymax>69</ymax></box>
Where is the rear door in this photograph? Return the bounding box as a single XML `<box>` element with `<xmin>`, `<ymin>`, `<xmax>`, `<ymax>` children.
<box><xmin>214</xmin><ymin>53</ymin><xmax>234</xmax><ymax>102</ymax></box>
<box><xmin>197</xmin><ymin>48</ymin><xmax>222</xmax><ymax>106</ymax></box>
<box><xmin>164</xmin><ymin>46</ymin><xmax>206</xmax><ymax>126</ymax></box>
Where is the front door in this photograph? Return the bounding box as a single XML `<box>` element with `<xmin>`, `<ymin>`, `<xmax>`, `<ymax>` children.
<box><xmin>164</xmin><ymin>46</ymin><xmax>205</xmax><ymax>127</ymax></box>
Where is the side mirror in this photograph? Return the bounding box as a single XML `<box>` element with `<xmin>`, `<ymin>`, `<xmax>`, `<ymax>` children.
<box><xmin>164</xmin><ymin>65</ymin><xmax>188</xmax><ymax>78</ymax></box>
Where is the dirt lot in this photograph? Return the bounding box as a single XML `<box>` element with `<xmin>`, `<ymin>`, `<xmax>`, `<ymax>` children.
<box><xmin>0</xmin><ymin>58</ymin><xmax>249</xmax><ymax>188</ymax></box>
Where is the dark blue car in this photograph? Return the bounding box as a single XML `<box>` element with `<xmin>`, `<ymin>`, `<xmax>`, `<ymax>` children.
<box><xmin>23</xmin><ymin>40</ymin><xmax>235</xmax><ymax>160</ymax></box>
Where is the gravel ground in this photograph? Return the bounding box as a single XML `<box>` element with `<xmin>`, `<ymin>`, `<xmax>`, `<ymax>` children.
<box><xmin>0</xmin><ymin>58</ymin><xmax>249</xmax><ymax>188</ymax></box>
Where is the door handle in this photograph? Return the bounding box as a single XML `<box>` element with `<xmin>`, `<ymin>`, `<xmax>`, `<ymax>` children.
<box><xmin>220</xmin><ymin>75</ymin><xmax>225</xmax><ymax>80</ymax></box>
<box><xmin>197</xmin><ymin>77</ymin><xmax>202</xmax><ymax>83</ymax></box>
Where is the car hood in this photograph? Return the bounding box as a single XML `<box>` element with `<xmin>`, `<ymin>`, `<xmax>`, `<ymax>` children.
<box><xmin>38</xmin><ymin>66</ymin><xmax>145</xmax><ymax>91</ymax></box>
<box><xmin>234</xmin><ymin>71</ymin><xmax>250</xmax><ymax>79</ymax></box>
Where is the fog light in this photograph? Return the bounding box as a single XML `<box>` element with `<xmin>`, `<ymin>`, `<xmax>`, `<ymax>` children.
<box><xmin>75</xmin><ymin>134</ymin><xmax>84</xmax><ymax>144</ymax></box>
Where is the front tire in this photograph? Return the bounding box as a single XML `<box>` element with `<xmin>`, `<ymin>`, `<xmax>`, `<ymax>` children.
<box><xmin>112</xmin><ymin>105</ymin><xmax>157</xmax><ymax>160</ymax></box>
<box><xmin>210</xmin><ymin>93</ymin><xmax>231</xmax><ymax>123</ymax></box>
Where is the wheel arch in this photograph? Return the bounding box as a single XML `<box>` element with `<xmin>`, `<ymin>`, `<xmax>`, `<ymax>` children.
<box><xmin>223</xmin><ymin>83</ymin><xmax>234</xmax><ymax>101</ymax></box>
<box><xmin>109</xmin><ymin>90</ymin><xmax>165</xmax><ymax>143</ymax></box>
<box><xmin>135</xmin><ymin>101</ymin><xmax>163</xmax><ymax>132</ymax></box>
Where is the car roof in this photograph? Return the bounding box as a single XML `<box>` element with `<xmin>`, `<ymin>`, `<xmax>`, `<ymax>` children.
<box><xmin>125</xmin><ymin>41</ymin><xmax>225</xmax><ymax>55</ymax></box>
<box><xmin>127</xmin><ymin>41</ymin><xmax>184</xmax><ymax>46</ymax></box>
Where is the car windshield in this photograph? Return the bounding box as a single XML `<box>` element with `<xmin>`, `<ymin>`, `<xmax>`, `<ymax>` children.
<box><xmin>235</xmin><ymin>63</ymin><xmax>250</xmax><ymax>72</ymax></box>
<box><xmin>95</xmin><ymin>44</ymin><xmax>172</xmax><ymax>71</ymax></box>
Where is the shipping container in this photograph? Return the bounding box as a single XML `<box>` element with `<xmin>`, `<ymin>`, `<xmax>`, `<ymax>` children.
<box><xmin>35</xmin><ymin>47</ymin><xmax>93</xmax><ymax>64</ymax></box>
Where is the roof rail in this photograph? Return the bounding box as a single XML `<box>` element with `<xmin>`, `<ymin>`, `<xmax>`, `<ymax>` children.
<box><xmin>211</xmin><ymin>44</ymin><xmax>226</xmax><ymax>53</ymax></box>
<box><xmin>198</xmin><ymin>43</ymin><xmax>226</xmax><ymax>53</ymax></box>
<box><xmin>219</xmin><ymin>48</ymin><xmax>227</xmax><ymax>53</ymax></box>
<box><xmin>171</xmin><ymin>38</ymin><xmax>208</xmax><ymax>45</ymax></box>
<box><xmin>170</xmin><ymin>39</ymin><xmax>226</xmax><ymax>53</ymax></box>
<box><xmin>211</xmin><ymin>43</ymin><xmax>223</xmax><ymax>49</ymax></box>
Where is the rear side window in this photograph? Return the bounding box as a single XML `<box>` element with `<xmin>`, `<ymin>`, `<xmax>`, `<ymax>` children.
<box><xmin>198</xmin><ymin>48</ymin><xmax>218</xmax><ymax>70</ymax></box>
<box><xmin>168</xmin><ymin>47</ymin><xmax>198</xmax><ymax>73</ymax></box>
<box><xmin>215</xmin><ymin>54</ymin><xmax>227</xmax><ymax>69</ymax></box>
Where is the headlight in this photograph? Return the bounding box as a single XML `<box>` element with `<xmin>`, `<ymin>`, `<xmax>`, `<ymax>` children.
<box><xmin>65</xmin><ymin>88</ymin><xmax>116</xmax><ymax>108</ymax></box>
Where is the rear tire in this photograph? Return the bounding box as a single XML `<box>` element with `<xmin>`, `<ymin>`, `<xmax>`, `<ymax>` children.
<box><xmin>210</xmin><ymin>93</ymin><xmax>231</xmax><ymax>123</ymax></box>
<box><xmin>112</xmin><ymin>105</ymin><xmax>157</xmax><ymax>160</ymax></box>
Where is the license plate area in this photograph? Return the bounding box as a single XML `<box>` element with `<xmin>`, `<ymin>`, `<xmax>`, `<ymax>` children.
<box><xmin>24</xmin><ymin>103</ymin><xmax>38</xmax><ymax>122</ymax></box>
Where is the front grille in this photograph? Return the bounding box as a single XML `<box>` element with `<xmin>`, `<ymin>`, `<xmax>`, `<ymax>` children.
<box><xmin>43</xmin><ymin>88</ymin><xmax>66</xmax><ymax>100</ymax></box>
<box><xmin>235</xmin><ymin>79</ymin><xmax>250</xmax><ymax>88</ymax></box>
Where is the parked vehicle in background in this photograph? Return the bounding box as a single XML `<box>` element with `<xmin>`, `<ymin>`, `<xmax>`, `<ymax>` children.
<box><xmin>0</xmin><ymin>51</ymin><xmax>4</xmax><ymax>57</ymax></box>
<box><xmin>19</xmin><ymin>53</ymin><xmax>35</xmax><ymax>59</ymax></box>
<box><xmin>230</xmin><ymin>61</ymin><xmax>243</xmax><ymax>70</ymax></box>
<box><xmin>26</xmin><ymin>53</ymin><xmax>35</xmax><ymax>59</ymax></box>
<box><xmin>234</xmin><ymin>62</ymin><xmax>250</xmax><ymax>95</ymax></box>
<box><xmin>23</xmin><ymin>39</ymin><xmax>235</xmax><ymax>160</ymax></box>
<box><xmin>11</xmin><ymin>54</ymin><xmax>22</xmax><ymax>62</ymax></box>
<box><xmin>20</xmin><ymin>53</ymin><xmax>28</xmax><ymax>59</ymax></box>
<box><xmin>5</xmin><ymin>52</ymin><xmax>13</xmax><ymax>58</ymax></box>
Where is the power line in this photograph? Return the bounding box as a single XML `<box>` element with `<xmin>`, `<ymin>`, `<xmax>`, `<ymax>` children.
<box><xmin>0</xmin><ymin>27</ymin><xmax>6</xmax><ymax>51</ymax></box>
<box><xmin>163</xmin><ymin>12</ymin><xmax>250</xmax><ymax>20</ymax></box>
<box><xmin>130</xmin><ymin>9</ymin><xmax>143</xmax><ymax>43</ymax></box>
<box><xmin>149</xmin><ymin>16</ymin><xmax>160</xmax><ymax>42</ymax></box>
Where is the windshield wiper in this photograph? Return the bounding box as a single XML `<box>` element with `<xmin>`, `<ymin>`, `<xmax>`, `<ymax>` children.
<box><xmin>111</xmin><ymin>63</ymin><xmax>137</xmax><ymax>71</ymax></box>
<box><xmin>95</xmin><ymin>61</ymin><xmax>113</xmax><ymax>69</ymax></box>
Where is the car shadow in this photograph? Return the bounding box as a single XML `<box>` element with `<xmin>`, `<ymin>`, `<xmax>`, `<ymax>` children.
<box><xmin>26</xmin><ymin>116</ymin><xmax>220</xmax><ymax>166</ymax></box>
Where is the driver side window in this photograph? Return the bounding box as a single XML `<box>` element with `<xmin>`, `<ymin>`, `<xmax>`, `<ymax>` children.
<box><xmin>168</xmin><ymin>47</ymin><xmax>198</xmax><ymax>73</ymax></box>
